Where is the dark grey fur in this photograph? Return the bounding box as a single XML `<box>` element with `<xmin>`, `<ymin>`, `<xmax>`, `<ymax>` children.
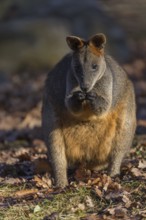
<box><xmin>42</xmin><ymin>34</ymin><xmax>136</xmax><ymax>187</ymax></box>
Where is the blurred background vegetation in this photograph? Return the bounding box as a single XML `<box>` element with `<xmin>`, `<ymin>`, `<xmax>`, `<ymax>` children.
<box><xmin>1</xmin><ymin>0</ymin><xmax>146</xmax><ymax>72</ymax></box>
<box><xmin>0</xmin><ymin>0</ymin><xmax>146</xmax><ymax>134</ymax></box>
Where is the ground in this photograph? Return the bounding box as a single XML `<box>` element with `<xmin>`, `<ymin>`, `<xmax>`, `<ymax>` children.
<box><xmin>0</xmin><ymin>135</ymin><xmax>145</xmax><ymax>220</ymax></box>
<box><xmin>0</xmin><ymin>60</ymin><xmax>146</xmax><ymax>220</ymax></box>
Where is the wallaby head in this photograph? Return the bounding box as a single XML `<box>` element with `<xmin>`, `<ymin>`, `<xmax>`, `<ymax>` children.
<box><xmin>66</xmin><ymin>34</ymin><xmax>106</xmax><ymax>92</ymax></box>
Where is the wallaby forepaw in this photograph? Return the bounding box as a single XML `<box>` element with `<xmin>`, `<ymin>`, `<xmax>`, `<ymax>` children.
<box><xmin>73</xmin><ymin>91</ymin><xmax>85</xmax><ymax>101</ymax></box>
<box><xmin>86</xmin><ymin>92</ymin><xmax>97</xmax><ymax>101</ymax></box>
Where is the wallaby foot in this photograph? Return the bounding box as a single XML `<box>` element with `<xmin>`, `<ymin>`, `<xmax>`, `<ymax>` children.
<box><xmin>109</xmin><ymin>151</ymin><xmax>125</xmax><ymax>177</ymax></box>
<box><xmin>55</xmin><ymin>177</ymin><xmax>68</xmax><ymax>188</ymax></box>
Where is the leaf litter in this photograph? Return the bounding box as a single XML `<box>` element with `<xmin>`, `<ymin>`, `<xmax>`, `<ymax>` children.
<box><xmin>0</xmin><ymin>69</ymin><xmax>145</xmax><ymax>219</ymax></box>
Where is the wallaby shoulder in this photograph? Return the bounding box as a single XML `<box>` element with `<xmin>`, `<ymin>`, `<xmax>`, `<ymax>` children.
<box><xmin>46</xmin><ymin>53</ymin><xmax>72</xmax><ymax>89</ymax></box>
<box><xmin>104</xmin><ymin>55</ymin><xmax>134</xmax><ymax>106</ymax></box>
<box><xmin>44</xmin><ymin>53</ymin><xmax>72</xmax><ymax>107</ymax></box>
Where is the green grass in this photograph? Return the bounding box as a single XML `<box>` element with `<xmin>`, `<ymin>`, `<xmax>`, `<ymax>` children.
<box><xmin>0</xmin><ymin>185</ymin><xmax>96</xmax><ymax>220</ymax></box>
<box><xmin>0</xmin><ymin>135</ymin><xmax>145</xmax><ymax>220</ymax></box>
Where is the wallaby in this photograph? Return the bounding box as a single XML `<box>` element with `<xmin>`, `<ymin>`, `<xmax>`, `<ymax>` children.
<box><xmin>42</xmin><ymin>33</ymin><xmax>136</xmax><ymax>188</ymax></box>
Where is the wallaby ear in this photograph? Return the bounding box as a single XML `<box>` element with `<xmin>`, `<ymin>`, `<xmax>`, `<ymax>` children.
<box><xmin>66</xmin><ymin>36</ymin><xmax>84</xmax><ymax>51</ymax></box>
<box><xmin>90</xmin><ymin>33</ymin><xmax>106</xmax><ymax>49</ymax></box>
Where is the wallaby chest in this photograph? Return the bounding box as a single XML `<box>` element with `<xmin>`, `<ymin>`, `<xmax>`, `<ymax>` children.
<box><xmin>61</xmin><ymin>105</ymin><xmax>123</xmax><ymax>167</ymax></box>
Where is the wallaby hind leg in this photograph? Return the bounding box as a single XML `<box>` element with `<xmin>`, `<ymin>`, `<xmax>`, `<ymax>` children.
<box><xmin>109</xmin><ymin>122</ymin><xmax>135</xmax><ymax>177</ymax></box>
<box><xmin>42</xmin><ymin>102</ymin><xmax>68</xmax><ymax>188</ymax></box>
<box><xmin>109</xmin><ymin>147</ymin><xmax>127</xmax><ymax>177</ymax></box>
<box><xmin>47</xmin><ymin>129</ymin><xmax>68</xmax><ymax>187</ymax></box>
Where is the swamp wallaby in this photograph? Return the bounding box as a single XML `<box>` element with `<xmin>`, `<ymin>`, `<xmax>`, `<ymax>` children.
<box><xmin>42</xmin><ymin>33</ymin><xmax>136</xmax><ymax>187</ymax></box>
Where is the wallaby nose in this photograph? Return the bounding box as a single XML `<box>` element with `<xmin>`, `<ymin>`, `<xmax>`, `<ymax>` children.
<box><xmin>81</xmin><ymin>84</ymin><xmax>90</xmax><ymax>92</ymax></box>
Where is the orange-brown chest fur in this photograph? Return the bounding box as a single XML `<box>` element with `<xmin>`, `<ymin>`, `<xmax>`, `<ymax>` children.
<box><xmin>62</xmin><ymin>103</ymin><xmax>125</xmax><ymax>168</ymax></box>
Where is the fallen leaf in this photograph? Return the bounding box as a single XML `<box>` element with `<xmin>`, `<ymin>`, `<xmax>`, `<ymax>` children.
<box><xmin>34</xmin><ymin>174</ymin><xmax>52</xmax><ymax>188</ymax></box>
<box><xmin>94</xmin><ymin>186</ymin><xmax>102</xmax><ymax>198</ymax></box>
<box><xmin>34</xmin><ymin>205</ymin><xmax>41</xmax><ymax>213</ymax></box>
<box><xmin>2</xmin><ymin>177</ymin><xmax>22</xmax><ymax>185</ymax></box>
<box><xmin>131</xmin><ymin>167</ymin><xmax>146</xmax><ymax>177</ymax></box>
<box><xmin>108</xmin><ymin>182</ymin><xmax>121</xmax><ymax>191</ymax></box>
<box><xmin>15</xmin><ymin>189</ymin><xmax>38</xmax><ymax>197</ymax></box>
<box><xmin>90</xmin><ymin>177</ymin><xmax>101</xmax><ymax>186</ymax></box>
<box><xmin>107</xmin><ymin>207</ymin><xmax>115</xmax><ymax>215</ymax></box>
<box><xmin>122</xmin><ymin>194</ymin><xmax>132</xmax><ymax>208</ymax></box>
<box><xmin>71</xmin><ymin>203</ymin><xmax>85</xmax><ymax>212</ymax></box>
<box><xmin>103</xmin><ymin>176</ymin><xmax>112</xmax><ymax>192</ymax></box>
<box><xmin>139</xmin><ymin>209</ymin><xmax>146</xmax><ymax>217</ymax></box>
<box><xmin>42</xmin><ymin>174</ymin><xmax>52</xmax><ymax>187</ymax></box>
<box><xmin>138</xmin><ymin>160</ymin><xmax>146</xmax><ymax>169</ymax></box>
<box><xmin>85</xmin><ymin>196</ymin><xmax>94</xmax><ymax>208</ymax></box>
<box><xmin>78</xmin><ymin>203</ymin><xmax>85</xmax><ymax>210</ymax></box>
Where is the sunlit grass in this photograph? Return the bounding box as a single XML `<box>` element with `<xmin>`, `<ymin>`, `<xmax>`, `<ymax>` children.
<box><xmin>0</xmin><ymin>185</ymin><xmax>95</xmax><ymax>220</ymax></box>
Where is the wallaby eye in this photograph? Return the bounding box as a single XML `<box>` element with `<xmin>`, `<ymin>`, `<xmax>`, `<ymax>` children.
<box><xmin>92</xmin><ymin>64</ymin><xmax>97</xmax><ymax>70</ymax></box>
